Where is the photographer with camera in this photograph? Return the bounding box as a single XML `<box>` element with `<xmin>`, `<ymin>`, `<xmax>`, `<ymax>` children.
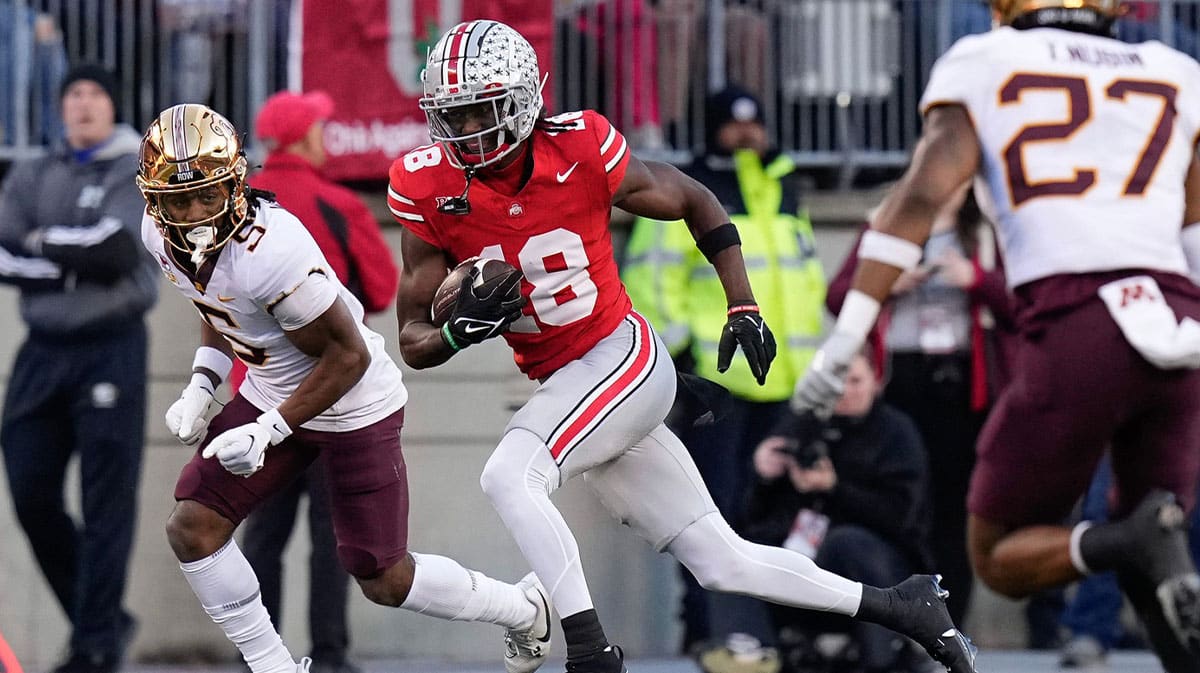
<box><xmin>744</xmin><ymin>351</ymin><xmax>935</xmax><ymax>673</ymax></box>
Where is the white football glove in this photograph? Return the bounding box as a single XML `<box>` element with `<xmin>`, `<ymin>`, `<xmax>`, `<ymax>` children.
<box><xmin>791</xmin><ymin>330</ymin><xmax>864</xmax><ymax>418</ymax></box>
<box><xmin>166</xmin><ymin>374</ymin><xmax>216</xmax><ymax>445</ymax></box>
<box><xmin>201</xmin><ymin>410</ymin><xmax>291</xmax><ymax>478</ymax></box>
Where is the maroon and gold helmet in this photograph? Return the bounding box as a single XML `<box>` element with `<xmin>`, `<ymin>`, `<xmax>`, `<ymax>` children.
<box><xmin>137</xmin><ymin>104</ymin><xmax>249</xmax><ymax>262</ymax></box>
<box><xmin>991</xmin><ymin>0</ymin><xmax>1123</xmax><ymax>25</ymax></box>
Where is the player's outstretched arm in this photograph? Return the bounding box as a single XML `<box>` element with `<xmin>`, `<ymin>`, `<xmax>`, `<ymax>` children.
<box><xmin>396</xmin><ymin>229</ymin><xmax>457</xmax><ymax>369</ymax></box>
<box><xmin>793</xmin><ymin>104</ymin><xmax>980</xmax><ymax>417</ymax></box>
<box><xmin>615</xmin><ymin>154</ymin><xmax>776</xmax><ymax>384</ymax></box>
<box><xmin>853</xmin><ymin>104</ymin><xmax>980</xmax><ymax>303</ymax></box>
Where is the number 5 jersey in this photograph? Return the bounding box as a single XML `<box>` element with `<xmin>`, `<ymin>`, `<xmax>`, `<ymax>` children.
<box><xmin>142</xmin><ymin>201</ymin><xmax>406</xmax><ymax>430</ymax></box>
<box><xmin>388</xmin><ymin>110</ymin><xmax>635</xmax><ymax>380</ymax></box>
<box><xmin>921</xmin><ymin>26</ymin><xmax>1200</xmax><ymax>288</ymax></box>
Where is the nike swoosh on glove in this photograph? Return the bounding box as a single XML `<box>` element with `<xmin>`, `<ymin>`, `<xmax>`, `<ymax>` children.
<box><xmin>791</xmin><ymin>329</ymin><xmax>862</xmax><ymax>418</ymax></box>
<box><xmin>166</xmin><ymin>377</ymin><xmax>216</xmax><ymax>445</ymax></box>
<box><xmin>444</xmin><ymin>265</ymin><xmax>527</xmax><ymax>349</ymax></box>
<box><xmin>202</xmin><ymin>420</ymin><xmax>274</xmax><ymax>477</ymax></box>
<box><xmin>717</xmin><ymin>306</ymin><xmax>777</xmax><ymax>385</ymax></box>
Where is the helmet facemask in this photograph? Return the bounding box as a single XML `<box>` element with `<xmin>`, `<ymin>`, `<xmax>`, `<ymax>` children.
<box><xmin>420</xmin><ymin>20</ymin><xmax>546</xmax><ymax>170</ymax></box>
<box><xmin>137</xmin><ymin>103</ymin><xmax>250</xmax><ymax>266</ymax></box>
<box><xmin>145</xmin><ymin>178</ymin><xmax>246</xmax><ymax>266</ymax></box>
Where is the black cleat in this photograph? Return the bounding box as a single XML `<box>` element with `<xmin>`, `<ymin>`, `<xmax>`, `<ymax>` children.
<box><xmin>564</xmin><ymin>645</ymin><xmax>627</xmax><ymax>673</ymax></box>
<box><xmin>876</xmin><ymin>575</ymin><xmax>978</xmax><ymax>673</ymax></box>
<box><xmin>1121</xmin><ymin>491</ymin><xmax>1200</xmax><ymax>658</ymax></box>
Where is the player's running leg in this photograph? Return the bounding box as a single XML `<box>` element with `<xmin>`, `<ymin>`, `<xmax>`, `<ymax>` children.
<box><xmin>584</xmin><ymin>423</ymin><xmax>977</xmax><ymax>673</ymax></box>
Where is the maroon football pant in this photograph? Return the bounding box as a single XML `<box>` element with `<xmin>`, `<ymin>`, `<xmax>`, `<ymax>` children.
<box><xmin>174</xmin><ymin>395</ymin><xmax>408</xmax><ymax>578</ymax></box>
<box><xmin>970</xmin><ymin>274</ymin><xmax>1200</xmax><ymax>528</ymax></box>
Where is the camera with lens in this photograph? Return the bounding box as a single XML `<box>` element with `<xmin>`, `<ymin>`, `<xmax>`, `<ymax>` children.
<box><xmin>783</xmin><ymin>411</ymin><xmax>832</xmax><ymax>469</ymax></box>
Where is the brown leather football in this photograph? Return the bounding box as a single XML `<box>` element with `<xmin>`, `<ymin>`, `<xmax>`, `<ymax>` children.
<box><xmin>430</xmin><ymin>257</ymin><xmax>521</xmax><ymax>325</ymax></box>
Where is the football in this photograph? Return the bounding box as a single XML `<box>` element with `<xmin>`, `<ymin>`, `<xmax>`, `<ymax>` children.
<box><xmin>430</xmin><ymin>257</ymin><xmax>522</xmax><ymax>325</ymax></box>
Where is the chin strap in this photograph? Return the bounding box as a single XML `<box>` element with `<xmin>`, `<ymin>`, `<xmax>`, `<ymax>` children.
<box><xmin>438</xmin><ymin>167</ymin><xmax>476</xmax><ymax>216</ymax></box>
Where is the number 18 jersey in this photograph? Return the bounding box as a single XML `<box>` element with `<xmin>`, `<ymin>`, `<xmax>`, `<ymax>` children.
<box><xmin>921</xmin><ymin>27</ymin><xmax>1200</xmax><ymax>288</ymax></box>
<box><xmin>388</xmin><ymin>110</ymin><xmax>633</xmax><ymax>380</ymax></box>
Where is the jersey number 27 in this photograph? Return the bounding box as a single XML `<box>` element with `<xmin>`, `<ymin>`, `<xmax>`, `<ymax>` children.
<box><xmin>1001</xmin><ymin>73</ymin><xmax>1177</xmax><ymax>206</ymax></box>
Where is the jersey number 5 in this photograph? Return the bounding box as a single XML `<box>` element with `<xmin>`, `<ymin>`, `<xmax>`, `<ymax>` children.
<box><xmin>1000</xmin><ymin>73</ymin><xmax>1177</xmax><ymax>206</ymax></box>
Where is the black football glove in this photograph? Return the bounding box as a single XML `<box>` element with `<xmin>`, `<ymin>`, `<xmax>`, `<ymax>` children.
<box><xmin>442</xmin><ymin>265</ymin><xmax>526</xmax><ymax>350</ymax></box>
<box><xmin>716</xmin><ymin>303</ymin><xmax>777</xmax><ymax>385</ymax></box>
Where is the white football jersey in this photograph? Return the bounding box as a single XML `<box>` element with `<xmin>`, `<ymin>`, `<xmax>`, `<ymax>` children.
<box><xmin>142</xmin><ymin>200</ymin><xmax>406</xmax><ymax>431</ymax></box>
<box><xmin>921</xmin><ymin>27</ymin><xmax>1200</xmax><ymax>288</ymax></box>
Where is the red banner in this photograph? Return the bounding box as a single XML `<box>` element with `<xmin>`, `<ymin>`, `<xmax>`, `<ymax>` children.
<box><xmin>300</xmin><ymin>0</ymin><xmax>555</xmax><ymax>182</ymax></box>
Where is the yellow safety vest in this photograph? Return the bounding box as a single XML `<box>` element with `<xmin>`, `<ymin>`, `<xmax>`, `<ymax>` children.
<box><xmin>623</xmin><ymin>150</ymin><xmax>826</xmax><ymax>401</ymax></box>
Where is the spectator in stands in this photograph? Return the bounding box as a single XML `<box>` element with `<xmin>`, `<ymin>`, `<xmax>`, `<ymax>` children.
<box><xmin>745</xmin><ymin>350</ymin><xmax>934</xmax><ymax>673</ymax></box>
<box><xmin>0</xmin><ymin>63</ymin><xmax>157</xmax><ymax>673</ymax></box>
<box><xmin>236</xmin><ymin>89</ymin><xmax>399</xmax><ymax>673</ymax></box>
<box><xmin>574</xmin><ymin>0</ymin><xmax>665</xmax><ymax>149</ymax></box>
<box><xmin>622</xmin><ymin>85</ymin><xmax>826</xmax><ymax>658</ymax></box>
<box><xmin>652</xmin><ymin>0</ymin><xmax>772</xmax><ymax>149</ymax></box>
<box><xmin>826</xmin><ymin>185</ymin><xmax>1015</xmax><ymax>626</ymax></box>
<box><xmin>0</xmin><ymin>4</ymin><xmax>67</xmax><ymax>145</ymax></box>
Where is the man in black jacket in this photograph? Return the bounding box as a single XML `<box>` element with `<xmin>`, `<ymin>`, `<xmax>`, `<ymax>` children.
<box><xmin>747</xmin><ymin>352</ymin><xmax>933</xmax><ymax>673</ymax></box>
<box><xmin>0</xmin><ymin>63</ymin><xmax>156</xmax><ymax>673</ymax></box>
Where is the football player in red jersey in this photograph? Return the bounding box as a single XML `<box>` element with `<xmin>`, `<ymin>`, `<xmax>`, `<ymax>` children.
<box><xmin>391</xmin><ymin>19</ymin><xmax>977</xmax><ymax>673</ymax></box>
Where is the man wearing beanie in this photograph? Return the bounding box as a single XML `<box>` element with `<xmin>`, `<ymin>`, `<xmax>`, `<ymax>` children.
<box><xmin>235</xmin><ymin>90</ymin><xmax>397</xmax><ymax>673</ymax></box>
<box><xmin>0</xmin><ymin>63</ymin><xmax>156</xmax><ymax>673</ymax></box>
<box><xmin>622</xmin><ymin>85</ymin><xmax>827</xmax><ymax>668</ymax></box>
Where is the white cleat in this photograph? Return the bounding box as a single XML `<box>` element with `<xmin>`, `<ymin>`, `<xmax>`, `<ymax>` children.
<box><xmin>504</xmin><ymin>572</ymin><xmax>553</xmax><ymax>673</ymax></box>
<box><xmin>297</xmin><ymin>658</ymin><xmax>312</xmax><ymax>673</ymax></box>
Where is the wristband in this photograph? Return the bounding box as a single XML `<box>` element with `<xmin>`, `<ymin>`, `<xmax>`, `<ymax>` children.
<box><xmin>727</xmin><ymin>303</ymin><xmax>760</xmax><ymax>316</ymax></box>
<box><xmin>858</xmin><ymin>230</ymin><xmax>923</xmax><ymax>270</ymax></box>
<box><xmin>193</xmin><ymin>346</ymin><xmax>234</xmax><ymax>383</ymax></box>
<box><xmin>187</xmin><ymin>372</ymin><xmax>217</xmax><ymax>396</ymax></box>
<box><xmin>696</xmin><ymin>222</ymin><xmax>741</xmax><ymax>262</ymax></box>
<box><xmin>257</xmin><ymin>408</ymin><xmax>293</xmax><ymax>445</ymax></box>
<box><xmin>441</xmin><ymin>322</ymin><xmax>463</xmax><ymax>352</ymax></box>
<box><xmin>834</xmin><ymin>290</ymin><xmax>881</xmax><ymax>342</ymax></box>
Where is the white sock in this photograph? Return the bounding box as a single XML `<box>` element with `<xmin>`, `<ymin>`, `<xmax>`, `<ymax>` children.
<box><xmin>180</xmin><ymin>540</ymin><xmax>296</xmax><ymax>673</ymax></box>
<box><xmin>400</xmin><ymin>552</ymin><xmax>535</xmax><ymax>629</ymax></box>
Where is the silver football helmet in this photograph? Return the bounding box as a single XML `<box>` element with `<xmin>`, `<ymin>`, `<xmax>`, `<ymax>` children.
<box><xmin>419</xmin><ymin>20</ymin><xmax>545</xmax><ymax>169</ymax></box>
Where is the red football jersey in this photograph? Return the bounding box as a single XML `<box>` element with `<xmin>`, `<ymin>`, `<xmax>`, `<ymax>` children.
<box><xmin>388</xmin><ymin>110</ymin><xmax>633</xmax><ymax>379</ymax></box>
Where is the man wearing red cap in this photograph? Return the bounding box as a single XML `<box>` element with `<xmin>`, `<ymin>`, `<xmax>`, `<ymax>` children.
<box><xmin>239</xmin><ymin>90</ymin><xmax>399</xmax><ymax>673</ymax></box>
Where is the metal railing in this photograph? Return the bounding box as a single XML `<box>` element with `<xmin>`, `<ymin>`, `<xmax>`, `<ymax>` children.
<box><xmin>5</xmin><ymin>1</ymin><xmax>1200</xmax><ymax>180</ymax></box>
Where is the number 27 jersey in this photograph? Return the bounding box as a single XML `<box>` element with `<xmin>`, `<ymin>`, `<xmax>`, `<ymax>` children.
<box><xmin>388</xmin><ymin>110</ymin><xmax>633</xmax><ymax>379</ymax></box>
<box><xmin>921</xmin><ymin>27</ymin><xmax>1200</xmax><ymax>288</ymax></box>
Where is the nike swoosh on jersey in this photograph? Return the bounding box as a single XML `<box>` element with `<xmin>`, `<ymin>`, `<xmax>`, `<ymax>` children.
<box><xmin>217</xmin><ymin>295</ymin><xmax>236</xmax><ymax>303</ymax></box>
<box><xmin>556</xmin><ymin>162</ymin><xmax>579</xmax><ymax>183</ymax></box>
